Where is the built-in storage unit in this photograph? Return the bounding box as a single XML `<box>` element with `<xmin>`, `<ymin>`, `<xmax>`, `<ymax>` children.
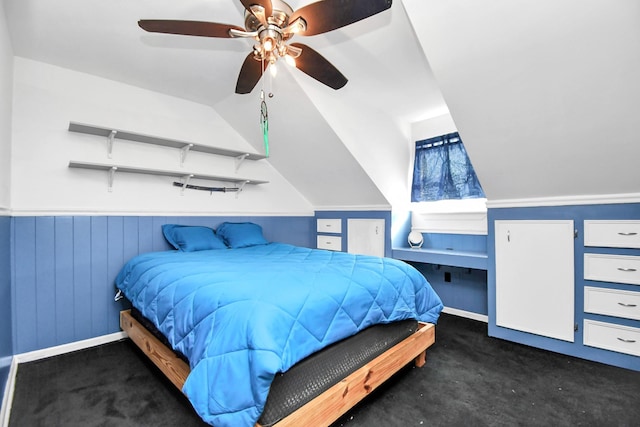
<box><xmin>347</xmin><ymin>219</ymin><xmax>385</xmax><ymax>257</ymax></box>
<box><xmin>488</xmin><ymin>205</ymin><xmax>640</xmax><ymax>372</ymax></box>
<box><xmin>494</xmin><ymin>220</ymin><xmax>575</xmax><ymax>342</ymax></box>
<box><xmin>583</xmin><ymin>220</ymin><xmax>640</xmax><ymax>358</ymax></box>
<box><xmin>316</xmin><ymin>218</ymin><xmax>342</xmax><ymax>251</ymax></box>
<box><xmin>393</xmin><ymin>231</ymin><xmax>489</xmax><ymax>319</ymax></box>
<box><xmin>68</xmin><ymin>122</ymin><xmax>268</xmax><ymax>192</ymax></box>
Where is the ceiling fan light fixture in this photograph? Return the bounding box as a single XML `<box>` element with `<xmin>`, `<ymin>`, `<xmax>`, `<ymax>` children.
<box><xmin>139</xmin><ymin>0</ymin><xmax>394</xmax><ymax>94</ymax></box>
<box><xmin>284</xmin><ymin>54</ymin><xmax>296</xmax><ymax>67</ymax></box>
<box><xmin>263</xmin><ymin>37</ymin><xmax>274</xmax><ymax>52</ymax></box>
<box><xmin>285</xmin><ymin>17</ymin><xmax>307</xmax><ymax>34</ymax></box>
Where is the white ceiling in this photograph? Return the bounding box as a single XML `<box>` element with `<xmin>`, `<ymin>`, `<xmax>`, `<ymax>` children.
<box><xmin>8</xmin><ymin>0</ymin><xmax>636</xmax><ymax>207</ymax></box>
<box><xmin>3</xmin><ymin>0</ymin><xmax>447</xmax><ymax>209</ymax></box>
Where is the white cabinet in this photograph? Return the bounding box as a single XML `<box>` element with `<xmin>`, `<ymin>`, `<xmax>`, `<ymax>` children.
<box><xmin>584</xmin><ymin>253</ymin><xmax>640</xmax><ymax>286</ymax></box>
<box><xmin>584</xmin><ymin>320</ymin><xmax>640</xmax><ymax>357</ymax></box>
<box><xmin>495</xmin><ymin>220</ymin><xmax>575</xmax><ymax>342</ymax></box>
<box><xmin>317</xmin><ymin>235</ymin><xmax>342</xmax><ymax>251</ymax></box>
<box><xmin>347</xmin><ymin>219</ymin><xmax>385</xmax><ymax>257</ymax></box>
<box><xmin>316</xmin><ymin>218</ymin><xmax>342</xmax><ymax>251</ymax></box>
<box><xmin>584</xmin><ymin>286</ymin><xmax>640</xmax><ymax>320</ymax></box>
<box><xmin>316</xmin><ymin>219</ymin><xmax>342</xmax><ymax>234</ymax></box>
<box><xmin>583</xmin><ymin>220</ymin><xmax>640</xmax><ymax>358</ymax></box>
<box><xmin>584</xmin><ymin>220</ymin><xmax>640</xmax><ymax>249</ymax></box>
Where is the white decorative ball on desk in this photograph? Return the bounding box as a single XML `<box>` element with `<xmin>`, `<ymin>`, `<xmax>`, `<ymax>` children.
<box><xmin>408</xmin><ymin>231</ymin><xmax>424</xmax><ymax>249</ymax></box>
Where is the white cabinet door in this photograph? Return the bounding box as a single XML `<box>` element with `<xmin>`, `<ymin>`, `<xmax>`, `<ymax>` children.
<box><xmin>495</xmin><ymin>220</ymin><xmax>575</xmax><ymax>342</ymax></box>
<box><xmin>347</xmin><ymin>219</ymin><xmax>385</xmax><ymax>257</ymax></box>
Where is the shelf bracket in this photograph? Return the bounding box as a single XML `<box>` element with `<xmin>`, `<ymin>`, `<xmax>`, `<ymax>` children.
<box><xmin>235</xmin><ymin>153</ymin><xmax>250</xmax><ymax>172</ymax></box>
<box><xmin>180</xmin><ymin>144</ymin><xmax>194</xmax><ymax>166</ymax></box>
<box><xmin>180</xmin><ymin>174</ymin><xmax>194</xmax><ymax>195</ymax></box>
<box><xmin>235</xmin><ymin>180</ymin><xmax>249</xmax><ymax>199</ymax></box>
<box><xmin>107</xmin><ymin>130</ymin><xmax>117</xmax><ymax>159</ymax></box>
<box><xmin>108</xmin><ymin>166</ymin><xmax>117</xmax><ymax>192</ymax></box>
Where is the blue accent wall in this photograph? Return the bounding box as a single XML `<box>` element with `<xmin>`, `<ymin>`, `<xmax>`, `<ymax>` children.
<box><xmin>398</xmin><ymin>233</ymin><xmax>488</xmax><ymax>315</ymax></box>
<box><xmin>0</xmin><ymin>216</ymin><xmax>11</xmax><ymax>394</ymax></box>
<box><xmin>488</xmin><ymin>203</ymin><xmax>640</xmax><ymax>371</ymax></box>
<box><xmin>10</xmin><ymin>215</ymin><xmax>314</xmax><ymax>354</ymax></box>
<box><xmin>411</xmin><ymin>263</ymin><xmax>487</xmax><ymax>315</ymax></box>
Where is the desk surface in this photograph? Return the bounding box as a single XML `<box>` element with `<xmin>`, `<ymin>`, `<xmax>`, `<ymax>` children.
<box><xmin>392</xmin><ymin>247</ymin><xmax>488</xmax><ymax>270</ymax></box>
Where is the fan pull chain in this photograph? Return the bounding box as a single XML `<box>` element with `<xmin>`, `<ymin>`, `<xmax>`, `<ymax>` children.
<box><xmin>259</xmin><ymin>57</ymin><xmax>269</xmax><ymax>158</ymax></box>
<box><xmin>261</xmin><ymin>93</ymin><xmax>269</xmax><ymax>158</ymax></box>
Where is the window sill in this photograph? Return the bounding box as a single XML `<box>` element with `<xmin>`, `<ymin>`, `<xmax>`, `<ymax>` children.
<box><xmin>411</xmin><ymin>211</ymin><xmax>488</xmax><ymax>235</ymax></box>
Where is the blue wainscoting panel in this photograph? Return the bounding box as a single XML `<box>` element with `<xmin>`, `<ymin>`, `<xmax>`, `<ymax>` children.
<box><xmin>13</xmin><ymin>217</ymin><xmax>38</xmax><ymax>353</ymax></box>
<box><xmin>0</xmin><ymin>216</ymin><xmax>11</xmax><ymax>394</ymax></box>
<box><xmin>11</xmin><ymin>215</ymin><xmax>314</xmax><ymax>354</ymax></box>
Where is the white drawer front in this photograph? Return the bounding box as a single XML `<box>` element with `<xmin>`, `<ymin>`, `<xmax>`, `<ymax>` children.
<box><xmin>317</xmin><ymin>219</ymin><xmax>342</xmax><ymax>234</ymax></box>
<box><xmin>584</xmin><ymin>220</ymin><xmax>640</xmax><ymax>249</ymax></box>
<box><xmin>584</xmin><ymin>286</ymin><xmax>640</xmax><ymax>320</ymax></box>
<box><xmin>317</xmin><ymin>235</ymin><xmax>342</xmax><ymax>251</ymax></box>
<box><xmin>584</xmin><ymin>254</ymin><xmax>640</xmax><ymax>286</ymax></box>
<box><xmin>584</xmin><ymin>320</ymin><xmax>640</xmax><ymax>357</ymax></box>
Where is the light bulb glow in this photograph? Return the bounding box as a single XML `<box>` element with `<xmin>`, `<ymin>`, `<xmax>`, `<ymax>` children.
<box><xmin>270</xmin><ymin>63</ymin><xmax>278</xmax><ymax>77</ymax></box>
<box><xmin>263</xmin><ymin>38</ymin><xmax>274</xmax><ymax>51</ymax></box>
<box><xmin>284</xmin><ymin>54</ymin><xmax>296</xmax><ymax>67</ymax></box>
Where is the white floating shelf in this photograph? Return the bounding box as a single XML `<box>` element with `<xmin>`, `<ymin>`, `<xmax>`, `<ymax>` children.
<box><xmin>68</xmin><ymin>122</ymin><xmax>267</xmax><ymax>166</ymax></box>
<box><xmin>68</xmin><ymin>160</ymin><xmax>268</xmax><ymax>193</ymax></box>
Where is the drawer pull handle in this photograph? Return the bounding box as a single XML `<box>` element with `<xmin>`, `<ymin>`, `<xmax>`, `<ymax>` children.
<box><xmin>617</xmin><ymin>337</ymin><xmax>637</xmax><ymax>344</ymax></box>
<box><xmin>617</xmin><ymin>268</ymin><xmax>637</xmax><ymax>272</ymax></box>
<box><xmin>618</xmin><ymin>302</ymin><xmax>638</xmax><ymax>308</ymax></box>
<box><xmin>618</xmin><ymin>232</ymin><xmax>638</xmax><ymax>236</ymax></box>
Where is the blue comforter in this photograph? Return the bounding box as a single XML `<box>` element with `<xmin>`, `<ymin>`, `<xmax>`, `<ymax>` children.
<box><xmin>115</xmin><ymin>243</ymin><xmax>442</xmax><ymax>426</ymax></box>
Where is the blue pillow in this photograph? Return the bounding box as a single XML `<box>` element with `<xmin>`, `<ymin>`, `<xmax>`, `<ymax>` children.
<box><xmin>216</xmin><ymin>222</ymin><xmax>269</xmax><ymax>248</ymax></box>
<box><xmin>162</xmin><ymin>224</ymin><xmax>228</xmax><ymax>252</ymax></box>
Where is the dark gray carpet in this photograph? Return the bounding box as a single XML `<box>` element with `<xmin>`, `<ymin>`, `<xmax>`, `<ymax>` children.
<box><xmin>9</xmin><ymin>314</ymin><xmax>640</xmax><ymax>426</ymax></box>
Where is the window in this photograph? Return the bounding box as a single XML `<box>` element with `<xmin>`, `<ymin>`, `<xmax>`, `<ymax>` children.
<box><xmin>411</xmin><ymin>132</ymin><xmax>485</xmax><ymax>203</ymax></box>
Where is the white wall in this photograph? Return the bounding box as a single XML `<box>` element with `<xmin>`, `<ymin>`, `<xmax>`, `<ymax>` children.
<box><xmin>411</xmin><ymin>113</ymin><xmax>457</xmax><ymax>143</ymax></box>
<box><xmin>405</xmin><ymin>0</ymin><xmax>640</xmax><ymax>205</ymax></box>
<box><xmin>0</xmin><ymin>3</ymin><xmax>12</xmax><ymax>211</ymax></box>
<box><xmin>11</xmin><ymin>58</ymin><xmax>314</xmax><ymax>215</ymax></box>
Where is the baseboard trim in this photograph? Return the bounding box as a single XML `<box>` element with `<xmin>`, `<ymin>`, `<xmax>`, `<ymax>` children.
<box><xmin>443</xmin><ymin>307</ymin><xmax>488</xmax><ymax>323</ymax></box>
<box><xmin>13</xmin><ymin>332</ymin><xmax>127</xmax><ymax>364</ymax></box>
<box><xmin>0</xmin><ymin>332</ymin><xmax>127</xmax><ymax>427</ymax></box>
<box><xmin>0</xmin><ymin>357</ymin><xmax>17</xmax><ymax>427</ymax></box>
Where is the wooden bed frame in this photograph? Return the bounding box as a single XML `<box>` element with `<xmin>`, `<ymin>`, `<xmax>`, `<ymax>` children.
<box><xmin>120</xmin><ymin>309</ymin><xmax>436</xmax><ymax>427</ymax></box>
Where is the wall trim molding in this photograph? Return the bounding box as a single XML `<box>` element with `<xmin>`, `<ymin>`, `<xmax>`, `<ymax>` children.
<box><xmin>8</xmin><ymin>209</ymin><xmax>315</xmax><ymax>217</ymax></box>
<box><xmin>13</xmin><ymin>332</ymin><xmax>127</xmax><ymax>364</ymax></box>
<box><xmin>443</xmin><ymin>307</ymin><xmax>488</xmax><ymax>323</ymax></box>
<box><xmin>0</xmin><ymin>357</ymin><xmax>17</xmax><ymax>427</ymax></box>
<box><xmin>0</xmin><ymin>332</ymin><xmax>127</xmax><ymax>427</ymax></box>
<box><xmin>487</xmin><ymin>193</ymin><xmax>640</xmax><ymax>209</ymax></box>
<box><xmin>314</xmin><ymin>204</ymin><xmax>392</xmax><ymax>212</ymax></box>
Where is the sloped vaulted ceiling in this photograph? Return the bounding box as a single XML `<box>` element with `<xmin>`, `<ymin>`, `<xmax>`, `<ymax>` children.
<box><xmin>3</xmin><ymin>0</ymin><xmax>447</xmax><ymax>210</ymax></box>
<box><xmin>403</xmin><ymin>0</ymin><xmax>640</xmax><ymax>204</ymax></box>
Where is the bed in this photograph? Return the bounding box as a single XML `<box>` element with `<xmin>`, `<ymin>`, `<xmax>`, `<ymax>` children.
<box><xmin>115</xmin><ymin>222</ymin><xmax>443</xmax><ymax>427</ymax></box>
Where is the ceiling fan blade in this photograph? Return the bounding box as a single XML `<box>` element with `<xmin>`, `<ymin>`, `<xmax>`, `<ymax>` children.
<box><xmin>289</xmin><ymin>43</ymin><xmax>347</xmax><ymax>90</ymax></box>
<box><xmin>138</xmin><ymin>20</ymin><xmax>245</xmax><ymax>38</ymax></box>
<box><xmin>291</xmin><ymin>0</ymin><xmax>392</xmax><ymax>36</ymax></box>
<box><xmin>236</xmin><ymin>53</ymin><xmax>267</xmax><ymax>94</ymax></box>
<box><xmin>239</xmin><ymin>0</ymin><xmax>273</xmax><ymax>24</ymax></box>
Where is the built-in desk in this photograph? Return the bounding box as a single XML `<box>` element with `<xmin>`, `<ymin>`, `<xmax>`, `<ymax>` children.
<box><xmin>392</xmin><ymin>248</ymin><xmax>488</xmax><ymax>270</ymax></box>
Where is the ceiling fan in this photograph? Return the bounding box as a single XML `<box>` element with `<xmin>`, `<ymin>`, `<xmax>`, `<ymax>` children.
<box><xmin>138</xmin><ymin>0</ymin><xmax>393</xmax><ymax>94</ymax></box>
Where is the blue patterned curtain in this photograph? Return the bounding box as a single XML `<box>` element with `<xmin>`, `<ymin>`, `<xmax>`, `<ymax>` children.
<box><xmin>411</xmin><ymin>132</ymin><xmax>485</xmax><ymax>202</ymax></box>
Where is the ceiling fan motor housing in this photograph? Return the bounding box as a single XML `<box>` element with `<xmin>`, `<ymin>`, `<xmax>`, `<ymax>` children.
<box><xmin>244</xmin><ymin>1</ymin><xmax>293</xmax><ymax>32</ymax></box>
